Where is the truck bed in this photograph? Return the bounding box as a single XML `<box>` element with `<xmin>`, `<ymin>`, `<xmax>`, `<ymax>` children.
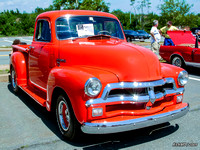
<box><xmin>12</xmin><ymin>44</ymin><xmax>30</xmax><ymax>53</ymax></box>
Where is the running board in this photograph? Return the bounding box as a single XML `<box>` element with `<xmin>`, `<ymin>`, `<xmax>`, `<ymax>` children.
<box><xmin>20</xmin><ymin>85</ymin><xmax>46</xmax><ymax>107</ymax></box>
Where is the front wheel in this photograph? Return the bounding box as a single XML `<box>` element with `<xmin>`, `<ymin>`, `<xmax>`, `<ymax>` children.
<box><xmin>56</xmin><ymin>95</ymin><xmax>81</xmax><ymax>140</ymax></box>
<box><xmin>11</xmin><ymin>67</ymin><xmax>19</xmax><ymax>93</ymax></box>
<box><xmin>171</xmin><ymin>56</ymin><xmax>185</xmax><ymax>68</ymax></box>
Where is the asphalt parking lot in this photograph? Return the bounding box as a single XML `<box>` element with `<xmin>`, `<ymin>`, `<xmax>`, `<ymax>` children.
<box><xmin>0</xmin><ymin>65</ymin><xmax>200</xmax><ymax>150</ymax></box>
<box><xmin>0</xmin><ymin>37</ymin><xmax>32</xmax><ymax>47</ymax></box>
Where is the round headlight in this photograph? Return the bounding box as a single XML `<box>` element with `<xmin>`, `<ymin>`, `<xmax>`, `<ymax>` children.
<box><xmin>85</xmin><ymin>77</ymin><xmax>102</xmax><ymax>97</ymax></box>
<box><xmin>178</xmin><ymin>70</ymin><xmax>188</xmax><ymax>86</ymax></box>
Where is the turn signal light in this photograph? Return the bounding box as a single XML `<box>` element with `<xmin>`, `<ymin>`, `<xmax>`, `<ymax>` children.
<box><xmin>92</xmin><ymin>108</ymin><xmax>103</xmax><ymax>117</ymax></box>
<box><xmin>176</xmin><ymin>95</ymin><xmax>183</xmax><ymax>103</ymax></box>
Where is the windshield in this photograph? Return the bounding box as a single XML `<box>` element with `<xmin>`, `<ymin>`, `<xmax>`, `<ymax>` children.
<box><xmin>56</xmin><ymin>16</ymin><xmax>124</xmax><ymax>40</ymax></box>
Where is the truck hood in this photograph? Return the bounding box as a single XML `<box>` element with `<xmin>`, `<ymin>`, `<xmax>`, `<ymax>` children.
<box><xmin>59</xmin><ymin>39</ymin><xmax>162</xmax><ymax>82</ymax></box>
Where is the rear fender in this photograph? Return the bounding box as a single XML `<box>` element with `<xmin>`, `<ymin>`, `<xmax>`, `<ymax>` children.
<box><xmin>10</xmin><ymin>52</ymin><xmax>27</xmax><ymax>86</ymax></box>
<box><xmin>170</xmin><ymin>53</ymin><xmax>185</xmax><ymax>63</ymax></box>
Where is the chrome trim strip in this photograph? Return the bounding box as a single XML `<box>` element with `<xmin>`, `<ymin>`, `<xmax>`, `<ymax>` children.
<box><xmin>18</xmin><ymin>86</ymin><xmax>44</xmax><ymax>106</ymax></box>
<box><xmin>186</xmin><ymin>62</ymin><xmax>200</xmax><ymax>66</ymax></box>
<box><xmin>102</xmin><ymin>79</ymin><xmax>166</xmax><ymax>100</ymax></box>
<box><xmin>85</xmin><ymin>88</ymin><xmax>184</xmax><ymax>107</ymax></box>
<box><xmin>29</xmin><ymin>80</ymin><xmax>47</xmax><ymax>92</ymax></box>
<box><xmin>81</xmin><ymin>103</ymin><xmax>189</xmax><ymax>134</ymax></box>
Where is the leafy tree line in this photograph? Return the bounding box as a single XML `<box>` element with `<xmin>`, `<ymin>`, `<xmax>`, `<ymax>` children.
<box><xmin>0</xmin><ymin>0</ymin><xmax>200</xmax><ymax>36</ymax></box>
<box><xmin>0</xmin><ymin>9</ymin><xmax>35</xmax><ymax>36</ymax></box>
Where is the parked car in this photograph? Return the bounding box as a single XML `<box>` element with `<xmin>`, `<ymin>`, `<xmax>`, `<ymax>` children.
<box><xmin>136</xmin><ymin>30</ymin><xmax>151</xmax><ymax>39</ymax></box>
<box><xmin>124</xmin><ymin>30</ymin><xmax>139</xmax><ymax>42</ymax></box>
<box><xmin>160</xmin><ymin>30</ymin><xmax>200</xmax><ymax>68</ymax></box>
<box><xmin>11</xmin><ymin>10</ymin><xmax>189</xmax><ymax>140</ymax></box>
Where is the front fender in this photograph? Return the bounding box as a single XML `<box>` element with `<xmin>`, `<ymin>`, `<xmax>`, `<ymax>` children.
<box><xmin>161</xmin><ymin>63</ymin><xmax>184</xmax><ymax>87</ymax></box>
<box><xmin>46</xmin><ymin>66</ymin><xmax>118</xmax><ymax>124</ymax></box>
<box><xmin>10</xmin><ymin>52</ymin><xmax>27</xmax><ymax>86</ymax></box>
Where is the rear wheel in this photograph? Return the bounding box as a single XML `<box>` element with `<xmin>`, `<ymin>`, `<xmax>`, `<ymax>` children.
<box><xmin>11</xmin><ymin>67</ymin><xmax>19</xmax><ymax>93</ymax></box>
<box><xmin>171</xmin><ymin>56</ymin><xmax>185</xmax><ymax>68</ymax></box>
<box><xmin>56</xmin><ymin>95</ymin><xmax>81</xmax><ymax>140</ymax></box>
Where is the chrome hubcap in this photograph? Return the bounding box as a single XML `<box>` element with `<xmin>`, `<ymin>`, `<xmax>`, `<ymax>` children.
<box><xmin>58</xmin><ymin>100</ymin><xmax>70</xmax><ymax>131</ymax></box>
<box><xmin>11</xmin><ymin>70</ymin><xmax>16</xmax><ymax>89</ymax></box>
<box><xmin>172</xmin><ymin>57</ymin><xmax>182</xmax><ymax>67</ymax></box>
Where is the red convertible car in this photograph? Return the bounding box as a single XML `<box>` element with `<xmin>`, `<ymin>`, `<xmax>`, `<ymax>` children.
<box><xmin>160</xmin><ymin>31</ymin><xmax>200</xmax><ymax>68</ymax></box>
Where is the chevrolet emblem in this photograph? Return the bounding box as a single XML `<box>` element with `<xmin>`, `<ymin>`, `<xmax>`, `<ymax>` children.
<box><xmin>146</xmin><ymin>87</ymin><xmax>156</xmax><ymax>110</ymax></box>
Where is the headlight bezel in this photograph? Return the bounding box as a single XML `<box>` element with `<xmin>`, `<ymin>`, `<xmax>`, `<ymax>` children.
<box><xmin>178</xmin><ymin>70</ymin><xmax>188</xmax><ymax>86</ymax></box>
<box><xmin>84</xmin><ymin>77</ymin><xmax>102</xmax><ymax>97</ymax></box>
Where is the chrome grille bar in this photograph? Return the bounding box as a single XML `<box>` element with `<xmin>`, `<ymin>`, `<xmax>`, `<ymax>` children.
<box><xmin>85</xmin><ymin>78</ymin><xmax>184</xmax><ymax>107</ymax></box>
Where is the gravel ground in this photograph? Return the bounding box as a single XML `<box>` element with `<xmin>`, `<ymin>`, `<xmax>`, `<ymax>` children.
<box><xmin>0</xmin><ymin>65</ymin><xmax>9</xmax><ymax>82</ymax></box>
<box><xmin>0</xmin><ymin>64</ymin><xmax>9</xmax><ymax>70</ymax></box>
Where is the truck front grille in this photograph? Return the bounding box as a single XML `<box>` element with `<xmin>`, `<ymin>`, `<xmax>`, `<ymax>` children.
<box><xmin>108</xmin><ymin>82</ymin><xmax>174</xmax><ymax>98</ymax></box>
<box><xmin>85</xmin><ymin>78</ymin><xmax>184</xmax><ymax>107</ymax></box>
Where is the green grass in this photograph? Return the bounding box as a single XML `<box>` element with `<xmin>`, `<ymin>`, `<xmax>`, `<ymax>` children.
<box><xmin>160</xmin><ymin>59</ymin><xmax>166</xmax><ymax>63</ymax></box>
<box><xmin>0</xmin><ymin>69</ymin><xmax>9</xmax><ymax>74</ymax></box>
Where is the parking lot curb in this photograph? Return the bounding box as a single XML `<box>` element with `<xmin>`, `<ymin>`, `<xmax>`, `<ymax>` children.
<box><xmin>0</xmin><ymin>48</ymin><xmax>12</xmax><ymax>51</ymax></box>
<box><xmin>0</xmin><ymin>74</ymin><xmax>9</xmax><ymax>82</ymax></box>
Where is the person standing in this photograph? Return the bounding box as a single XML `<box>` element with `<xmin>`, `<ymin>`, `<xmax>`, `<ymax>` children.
<box><xmin>150</xmin><ymin>20</ymin><xmax>161</xmax><ymax>59</ymax></box>
<box><xmin>160</xmin><ymin>21</ymin><xmax>178</xmax><ymax>46</ymax></box>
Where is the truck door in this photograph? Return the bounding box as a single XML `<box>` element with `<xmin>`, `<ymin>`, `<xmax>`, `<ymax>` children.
<box><xmin>29</xmin><ymin>19</ymin><xmax>52</xmax><ymax>90</ymax></box>
<box><xmin>193</xmin><ymin>48</ymin><xmax>200</xmax><ymax>63</ymax></box>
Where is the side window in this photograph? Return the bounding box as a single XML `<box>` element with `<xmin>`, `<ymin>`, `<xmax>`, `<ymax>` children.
<box><xmin>35</xmin><ymin>20</ymin><xmax>51</xmax><ymax>42</ymax></box>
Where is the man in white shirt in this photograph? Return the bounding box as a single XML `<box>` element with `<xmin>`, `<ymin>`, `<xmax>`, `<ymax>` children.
<box><xmin>150</xmin><ymin>20</ymin><xmax>161</xmax><ymax>59</ymax></box>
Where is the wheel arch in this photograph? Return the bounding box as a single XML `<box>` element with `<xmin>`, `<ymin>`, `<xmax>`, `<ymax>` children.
<box><xmin>50</xmin><ymin>87</ymin><xmax>70</xmax><ymax>113</ymax></box>
<box><xmin>10</xmin><ymin>52</ymin><xmax>28</xmax><ymax>86</ymax></box>
<box><xmin>170</xmin><ymin>53</ymin><xmax>185</xmax><ymax>64</ymax></box>
<box><xmin>46</xmin><ymin>66</ymin><xmax>93</xmax><ymax>124</ymax></box>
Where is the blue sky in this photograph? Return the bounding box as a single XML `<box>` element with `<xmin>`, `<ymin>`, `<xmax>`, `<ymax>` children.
<box><xmin>0</xmin><ymin>0</ymin><xmax>199</xmax><ymax>14</ymax></box>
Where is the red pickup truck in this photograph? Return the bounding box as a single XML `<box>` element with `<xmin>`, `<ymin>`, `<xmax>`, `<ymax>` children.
<box><xmin>10</xmin><ymin>10</ymin><xmax>189</xmax><ymax>140</ymax></box>
<box><xmin>160</xmin><ymin>30</ymin><xmax>200</xmax><ymax>68</ymax></box>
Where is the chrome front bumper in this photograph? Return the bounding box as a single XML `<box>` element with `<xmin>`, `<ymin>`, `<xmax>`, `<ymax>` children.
<box><xmin>81</xmin><ymin>103</ymin><xmax>189</xmax><ymax>134</ymax></box>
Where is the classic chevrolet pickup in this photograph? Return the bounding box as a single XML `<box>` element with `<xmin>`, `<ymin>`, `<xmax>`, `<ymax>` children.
<box><xmin>10</xmin><ymin>10</ymin><xmax>189</xmax><ymax>140</ymax></box>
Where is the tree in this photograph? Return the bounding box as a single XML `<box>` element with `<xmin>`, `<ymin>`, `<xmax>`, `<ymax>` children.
<box><xmin>197</xmin><ymin>13</ymin><xmax>200</xmax><ymax>27</ymax></box>
<box><xmin>130</xmin><ymin>0</ymin><xmax>151</xmax><ymax>29</ymax></box>
<box><xmin>80</xmin><ymin>0</ymin><xmax>109</xmax><ymax>12</ymax></box>
<box><xmin>52</xmin><ymin>0</ymin><xmax>109</xmax><ymax>12</ymax></box>
<box><xmin>158</xmin><ymin>0</ymin><xmax>194</xmax><ymax>28</ymax></box>
<box><xmin>112</xmin><ymin>9</ymin><xmax>139</xmax><ymax>30</ymax></box>
<box><xmin>144</xmin><ymin>13</ymin><xmax>159</xmax><ymax>32</ymax></box>
<box><xmin>53</xmin><ymin>0</ymin><xmax>80</xmax><ymax>10</ymax></box>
